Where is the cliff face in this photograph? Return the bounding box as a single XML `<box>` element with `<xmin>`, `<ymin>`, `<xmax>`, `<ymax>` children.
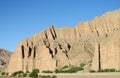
<box><xmin>0</xmin><ymin>48</ymin><xmax>12</xmax><ymax>71</ymax></box>
<box><xmin>8</xmin><ymin>9</ymin><xmax>120</xmax><ymax>73</ymax></box>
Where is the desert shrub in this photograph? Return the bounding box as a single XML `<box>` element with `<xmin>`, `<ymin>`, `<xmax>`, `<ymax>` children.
<box><xmin>23</xmin><ymin>73</ymin><xmax>27</xmax><ymax>77</ymax></box>
<box><xmin>97</xmin><ymin>69</ymin><xmax>116</xmax><ymax>72</ymax></box>
<box><xmin>55</xmin><ymin>66</ymin><xmax>84</xmax><ymax>73</ymax></box>
<box><xmin>29</xmin><ymin>69</ymin><xmax>39</xmax><ymax>77</ymax></box>
<box><xmin>61</xmin><ymin>65</ymin><xmax>69</xmax><ymax>69</ymax></box>
<box><xmin>11</xmin><ymin>71</ymin><xmax>24</xmax><ymax>77</ymax></box>
<box><xmin>89</xmin><ymin>70</ymin><xmax>96</xmax><ymax>73</ymax></box>
<box><xmin>55</xmin><ymin>69</ymin><xmax>59</xmax><ymax>73</ymax></box>
<box><xmin>52</xmin><ymin>75</ymin><xmax>57</xmax><ymax>78</ymax></box>
<box><xmin>1</xmin><ymin>72</ymin><xmax>5</xmax><ymax>75</ymax></box>
<box><xmin>80</xmin><ymin>63</ymin><xmax>85</xmax><ymax>68</ymax></box>
<box><xmin>42</xmin><ymin>70</ymin><xmax>53</xmax><ymax>73</ymax></box>
<box><xmin>26</xmin><ymin>71</ymin><xmax>30</xmax><ymax>73</ymax></box>
<box><xmin>104</xmin><ymin>69</ymin><xmax>110</xmax><ymax>72</ymax></box>
<box><xmin>116</xmin><ymin>70</ymin><xmax>120</xmax><ymax>72</ymax></box>
<box><xmin>88</xmin><ymin>60</ymin><xmax>92</xmax><ymax>63</ymax></box>
<box><xmin>55</xmin><ymin>69</ymin><xmax>70</xmax><ymax>73</ymax></box>
<box><xmin>11</xmin><ymin>72</ymin><xmax>17</xmax><ymax>77</ymax></box>
<box><xmin>97</xmin><ymin>69</ymin><xmax>106</xmax><ymax>72</ymax></box>
<box><xmin>18</xmin><ymin>74</ymin><xmax>22</xmax><ymax>77</ymax></box>
<box><xmin>68</xmin><ymin>66</ymin><xmax>84</xmax><ymax>73</ymax></box>
<box><xmin>17</xmin><ymin>71</ymin><xmax>24</xmax><ymax>74</ymax></box>
<box><xmin>109</xmin><ymin>69</ymin><xmax>116</xmax><ymax>72</ymax></box>
<box><xmin>89</xmin><ymin>63</ymin><xmax>92</xmax><ymax>66</ymax></box>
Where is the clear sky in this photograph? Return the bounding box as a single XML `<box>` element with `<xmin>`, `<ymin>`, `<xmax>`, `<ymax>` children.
<box><xmin>0</xmin><ymin>0</ymin><xmax>120</xmax><ymax>52</ymax></box>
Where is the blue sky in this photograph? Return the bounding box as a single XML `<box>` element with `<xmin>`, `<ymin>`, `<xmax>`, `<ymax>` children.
<box><xmin>0</xmin><ymin>0</ymin><xmax>120</xmax><ymax>52</ymax></box>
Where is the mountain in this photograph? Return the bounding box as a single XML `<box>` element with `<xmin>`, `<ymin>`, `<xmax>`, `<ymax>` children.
<box><xmin>0</xmin><ymin>48</ymin><xmax>12</xmax><ymax>71</ymax></box>
<box><xmin>8</xmin><ymin>9</ymin><xmax>120</xmax><ymax>73</ymax></box>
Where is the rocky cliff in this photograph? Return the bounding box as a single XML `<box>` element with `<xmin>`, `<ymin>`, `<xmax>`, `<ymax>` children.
<box><xmin>8</xmin><ymin>9</ymin><xmax>120</xmax><ymax>73</ymax></box>
<box><xmin>0</xmin><ymin>48</ymin><xmax>12</xmax><ymax>71</ymax></box>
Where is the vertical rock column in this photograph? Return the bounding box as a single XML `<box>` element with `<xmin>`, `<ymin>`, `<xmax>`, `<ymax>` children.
<box><xmin>91</xmin><ymin>43</ymin><xmax>101</xmax><ymax>71</ymax></box>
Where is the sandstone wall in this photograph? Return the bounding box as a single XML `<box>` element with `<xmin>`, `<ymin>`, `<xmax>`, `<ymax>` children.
<box><xmin>8</xmin><ymin>9</ymin><xmax>120</xmax><ymax>73</ymax></box>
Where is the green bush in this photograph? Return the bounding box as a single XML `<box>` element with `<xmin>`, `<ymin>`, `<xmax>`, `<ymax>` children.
<box><xmin>97</xmin><ymin>69</ymin><xmax>116</xmax><ymax>72</ymax></box>
<box><xmin>69</xmin><ymin>66</ymin><xmax>84</xmax><ymax>73</ymax></box>
<box><xmin>52</xmin><ymin>75</ymin><xmax>57</xmax><ymax>78</ymax></box>
<box><xmin>11</xmin><ymin>71</ymin><xmax>24</xmax><ymax>77</ymax></box>
<box><xmin>42</xmin><ymin>70</ymin><xmax>53</xmax><ymax>73</ymax></box>
<box><xmin>17</xmin><ymin>71</ymin><xmax>24</xmax><ymax>74</ymax></box>
<box><xmin>23</xmin><ymin>73</ymin><xmax>27</xmax><ymax>77</ymax></box>
<box><xmin>26</xmin><ymin>71</ymin><xmax>30</xmax><ymax>73</ymax></box>
<box><xmin>61</xmin><ymin>65</ymin><xmax>69</xmax><ymax>69</ymax></box>
<box><xmin>109</xmin><ymin>69</ymin><xmax>116</xmax><ymax>72</ymax></box>
<box><xmin>29</xmin><ymin>69</ymin><xmax>39</xmax><ymax>77</ymax></box>
<box><xmin>97</xmin><ymin>69</ymin><xmax>106</xmax><ymax>72</ymax></box>
<box><xmin>104</xmin><ymin>69</ymin><xmax>110</xmax><ymax>72</ymax></box>
<box><xmin>55</xmin><ymin>69</ymin><xmax>59</xmax><ymax>73</ymax></box>
<box><xmin>1</xmin><ymin>72</ymin><xmax>5</xmax><ymax>75</ymax></box>
<box><xmin>55</xmin><ymin>66</ymin><xmax>84</xmax><ymax>73</ymax></box>
<box><xmin>89</xmin><ymin>70</ymin><xmax>96</xmax><ymax>73</ymax></box>
<box><xmin>80</xmin><ymin>63</ymin><xmax>85</xmax><ymax>68</ymax></box>
<box><xmin>11</xmin><ymin>72</ymin><xmax>18</xmax><ymax>77</ymax></box>
<box><xmin>18</xmin><ymin>74</ymin><xmax>22</xmax><ymax>77</ymax></box>
<box><xmin>117</xmin><ymin>70</ymin><xmax>120</xmax><ymax>72</ymax></box>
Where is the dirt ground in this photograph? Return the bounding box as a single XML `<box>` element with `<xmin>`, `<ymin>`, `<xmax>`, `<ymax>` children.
<box><xmin>39</xmin><ymin>73</ymin><xmax>120</xmax><ymax>78</ymax></box>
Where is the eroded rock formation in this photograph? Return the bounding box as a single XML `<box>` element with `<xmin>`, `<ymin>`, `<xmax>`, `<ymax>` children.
<box><xmin>8</xmin><ymin>9</ymin><xmax>120</xmax><ymax>73</ymax></box>
<box><xmin>0</xmin><ymin>48</ymin><xmax>12</xmax><ymax>71</ymax></box>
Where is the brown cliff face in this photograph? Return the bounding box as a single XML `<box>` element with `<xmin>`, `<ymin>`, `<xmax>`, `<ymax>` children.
<box><xmin>0</xmin><ymin>48</ymin><xmax>12</xmax><ymax>71</ymax></box>
<box><xmin>8</xmin><ymin>9</ymin><xmax>120</xmax><ymax>73</ymax></box>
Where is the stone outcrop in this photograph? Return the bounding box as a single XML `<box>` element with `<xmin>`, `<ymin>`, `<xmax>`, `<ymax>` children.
<box><xmin>0</xmin><ymin>48</ymin><xmax>12</xmax><ymax>71</ymax></box>
<box><xmin>8</xmin><ymin>9</ymin><xmax>120</xmax><ymax>73</ymax></box>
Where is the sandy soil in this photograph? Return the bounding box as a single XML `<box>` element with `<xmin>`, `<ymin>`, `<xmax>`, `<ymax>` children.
<box><xmin>39</xmin><ymin>73</ymin><xmax>120</xmax><ymax>78</ymax></box>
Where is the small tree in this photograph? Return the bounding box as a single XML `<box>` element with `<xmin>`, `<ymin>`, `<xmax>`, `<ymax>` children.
<box><xmin>29</xmin><ymin>69</ymin><xmax>39</xmax><ymax>77</ymax></box>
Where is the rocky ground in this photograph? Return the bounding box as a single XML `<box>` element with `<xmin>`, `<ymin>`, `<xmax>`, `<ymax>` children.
<box><xmin>0</xmin><ymin>73</ymin><xmax>120</xmax><ymax>78</ymax></box>
<box><xmin>39</xmin><ymin>73</ymin><xmax>120</xmax><ymax>78</ymax></box>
